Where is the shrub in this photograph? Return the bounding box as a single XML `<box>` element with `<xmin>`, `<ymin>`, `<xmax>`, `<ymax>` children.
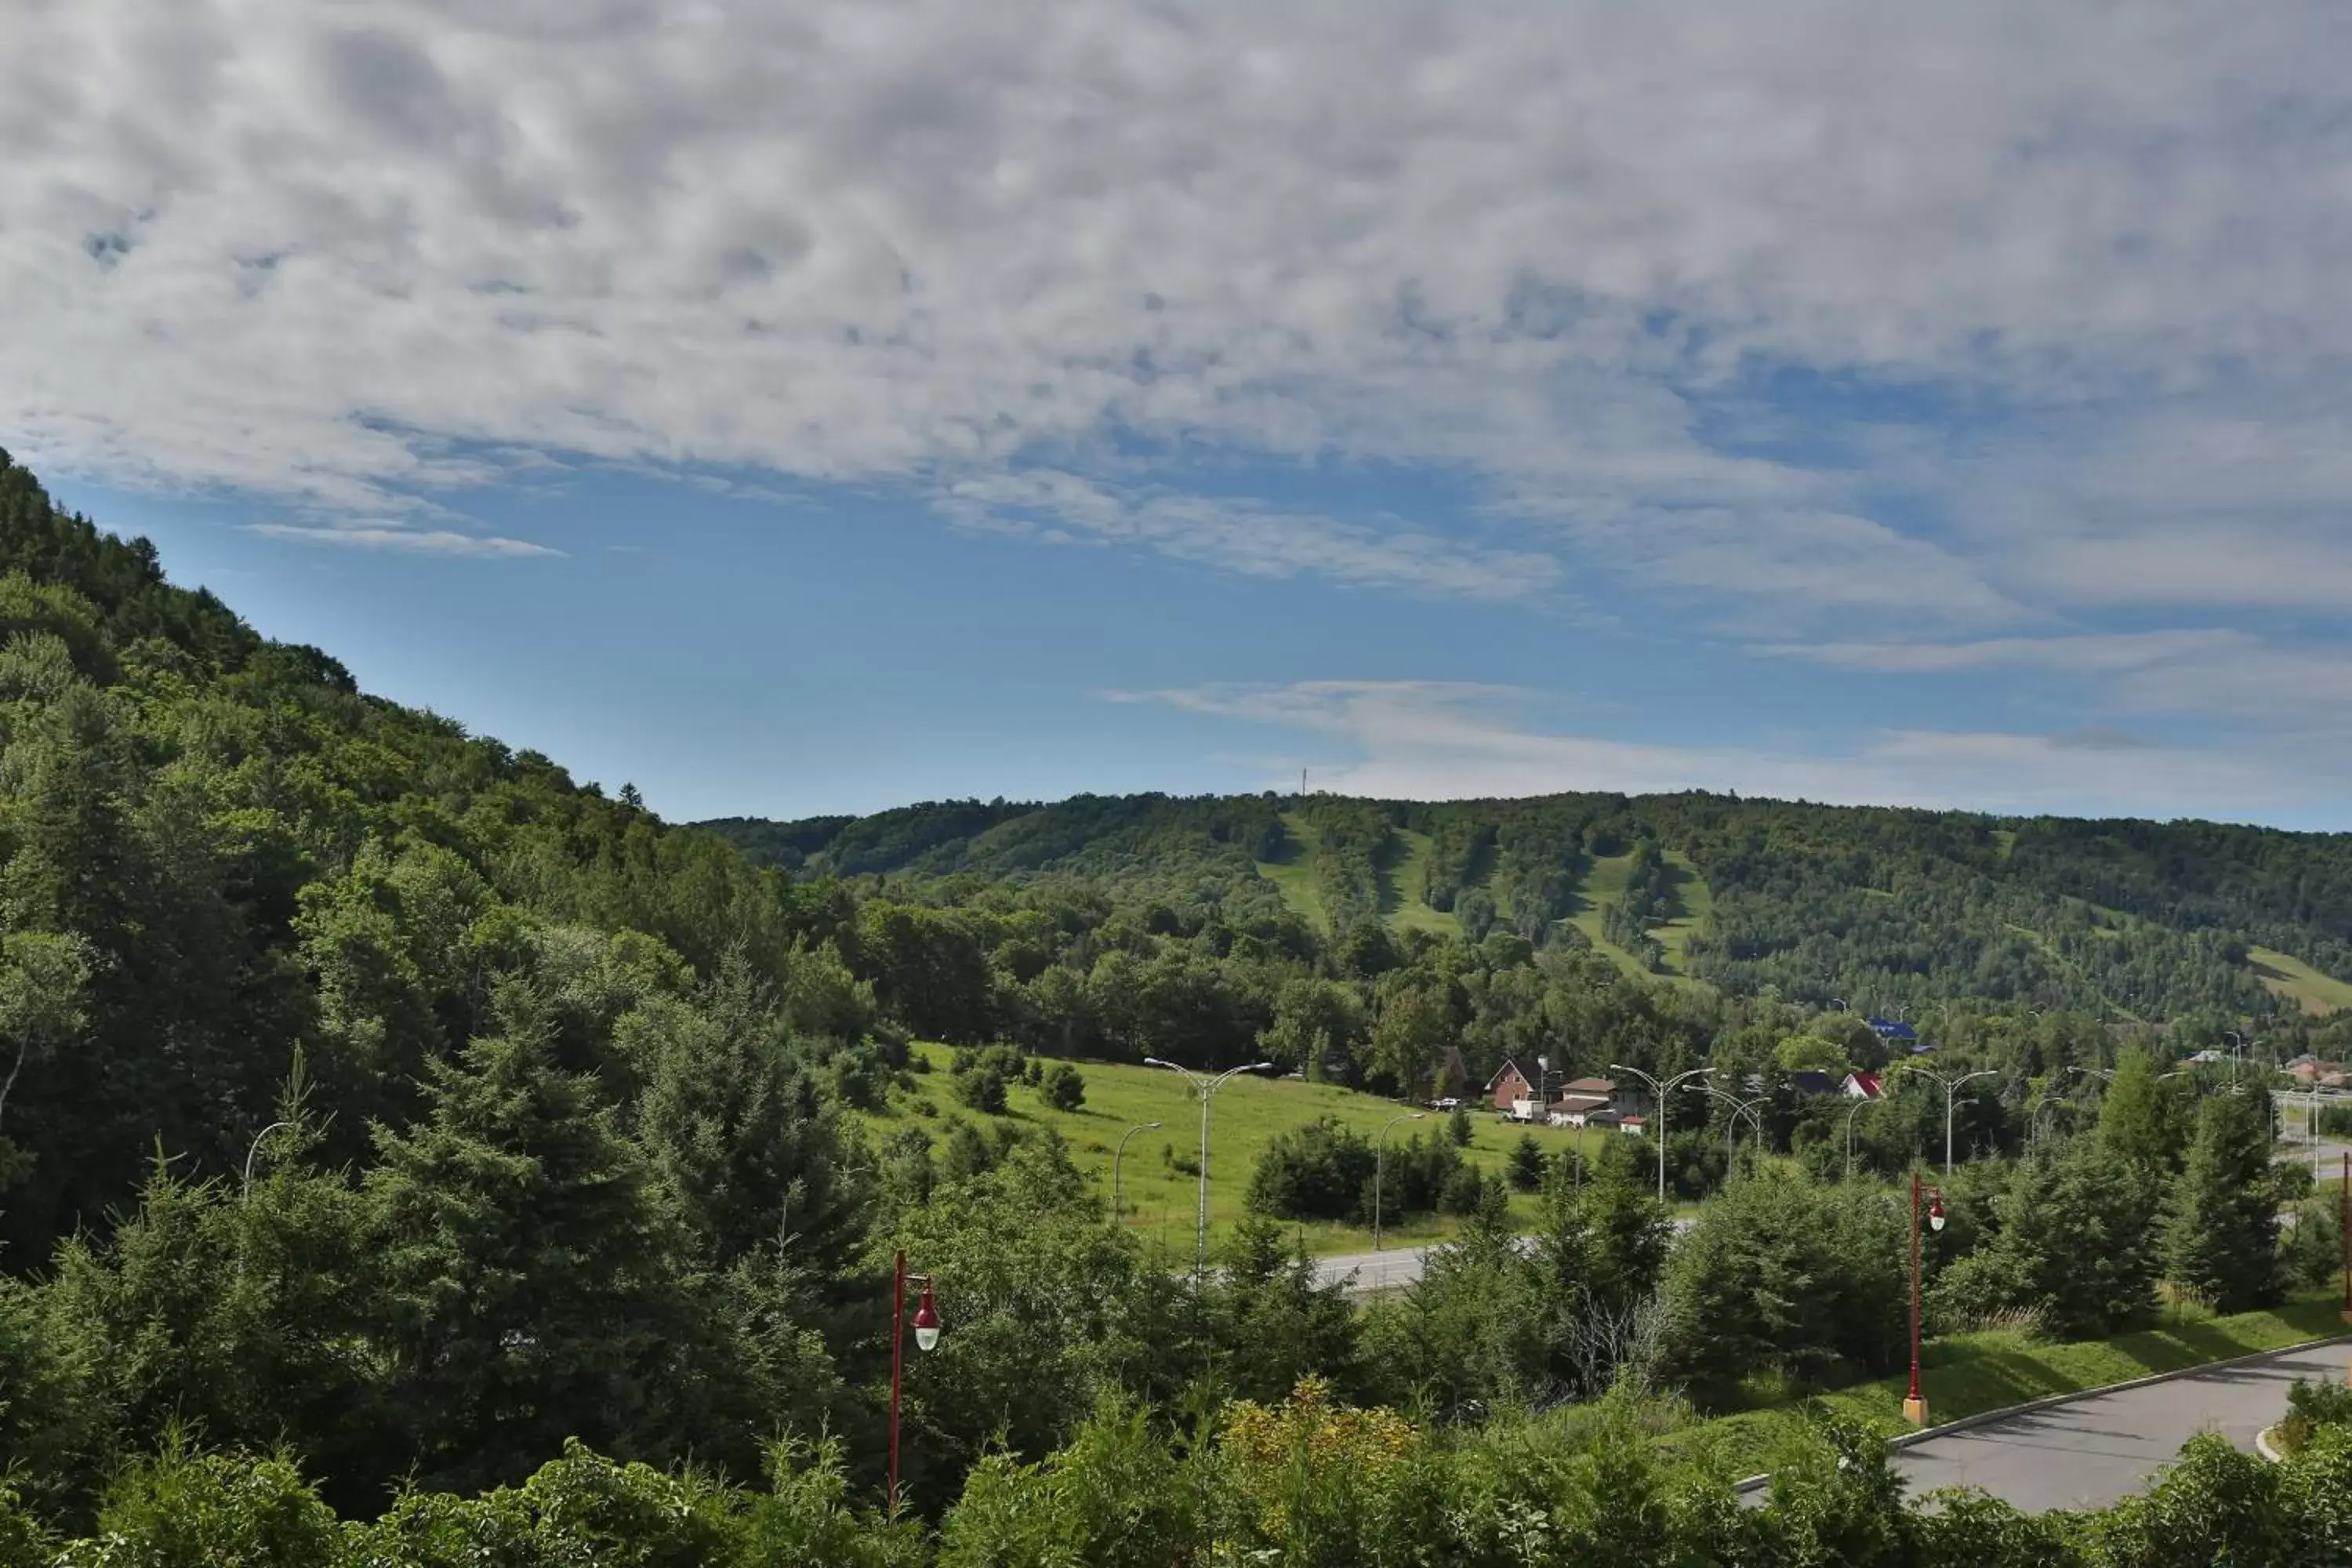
<box><xmin>955</xmin><ymin>1068</ymin><xmax>1009</xmax><ymax>1115</ymax></box>
<box><xmin>1247</xmin><ymin>1119</ymin><xmax>1378</xmax><ymax>1222</ymax></box>
<box><xmin>1040</xmin><ymin>1063</ymin><xmax>1086</xmax><ymax>1112</ymax></box>
<box><xmin>2278</xmin><ymin>1374</ymin><xmax>2352</xmax><ymax>1457</ymax></box>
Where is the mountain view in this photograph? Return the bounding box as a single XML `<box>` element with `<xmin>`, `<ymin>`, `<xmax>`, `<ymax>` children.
<box><xmin>8</xmin><ymin>1</ymin><xmax>2352</xmax><ymax>1560</ymax></box>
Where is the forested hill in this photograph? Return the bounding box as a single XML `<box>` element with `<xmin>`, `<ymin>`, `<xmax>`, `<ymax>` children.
<box><xmin>699</xmin><ymin>788</ymin><xmax>2352</xmax><ymax>1022</ymax></box>
<box><xmin>0</xmin><ymin>449</ymin><xmax>839</xmax><ymax>1267</ymax></box>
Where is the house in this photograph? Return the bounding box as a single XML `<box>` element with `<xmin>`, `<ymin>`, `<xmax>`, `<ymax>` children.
<box><xmin>1840</xmin><ymin>1071</ymin><xmax>1883</xmax><ymax>1100</ymax></box>
<box><xmin>1618</xmin><ymin>1114</ymin><xmax>1649</xmax><ymax>1136</ymax></box>
<box><xmin>1552</xmin><ymin>1075</ymin><xmax>1617</xmax><ymax>1127</ymax></box>
<box><xmin>1786</xmin><ymin>1070</ymin><xmax>1835</xmax><ymax>1097</ymax></box>
<box><xmin>1867</xmin><ymin>1018</ymin><xmax>1918</xmax><ymax>1047</ymax></box>
<box><xmin>2183</xmin><ymin>1048</ymin><xmax>2224</xmax><ymax>1065</ymax></box>
<box><xmin>1486</xmin><ymin>1060</ymin><xmax>1535</xmax><ymax>1113</ymax></box>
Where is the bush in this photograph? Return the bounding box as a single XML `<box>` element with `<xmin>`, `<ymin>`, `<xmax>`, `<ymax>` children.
<box><xmin>1246</xmin><ymin>1119</ymin><xmax>1377</xmax><ymax>1222</ymax></box>
<box><xmin>955</xmin><ymin>1069</ymin><xmax>1009</xmax><ymax>1115</ymax></box>
<box><xmin>2278</xmin><ymin>1374</ymin><xmax>2352</xmax><ymax>1456</ymax></box>
<box><xmin>1508</xmin><ymin>1134</ymin><xmax>1545</xmax><ymax>1192</ymax></box>
<box><xmin>1439</xmin><ymin>1164</ymin><xmax>1489</xmax><ymax>1215</ymax></box>
<box><xmin>1447</xmin><ymin>1105</ymin><xmax>1473</xmax><ymax>1147</ymax></box>
<box><xmin>1040</xmin><ymin>1063</ymin><xmax>1086</xmax><ymax>1112</ymax></box>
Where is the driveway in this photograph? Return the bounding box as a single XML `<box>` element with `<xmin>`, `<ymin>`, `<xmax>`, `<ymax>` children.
<box><xmin>1889</xmin><ymin>1337</ymin><xmax>2352</xmax><ymax>1512</ymax></box>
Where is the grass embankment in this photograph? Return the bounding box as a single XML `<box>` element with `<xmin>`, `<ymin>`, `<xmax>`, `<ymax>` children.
<box><xmin>2249</xmin><ymin>946</ymin><xmax>2352</xmax><ymax>1017</ymax></box>
<box><xmin>1664</xmin><ymin>1293</ymin><xmax>2352</xmax><ymax>1482</ymax></box>
<box><xmin>862</xmin><ymin>1044</ymin><xmax>1623</xmax><ymax>1258</ymax></box>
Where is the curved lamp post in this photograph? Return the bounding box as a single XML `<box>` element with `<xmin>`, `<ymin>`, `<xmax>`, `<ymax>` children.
<box><xmin>1111</xmin><ymin>1120</ymin><xmax>1164</xmax><ymax>1223</ymax></box>
<box><xmin>1890</xmin><ymin>1063</ymin><xmax>1997</xmax><ymax>1174</ymax></box>
<box><xmin>1693</xmin><ymin>1083</ymin><xmax>1766</xmax><ymax>1178</ymax></box>
<box><xmin>1372</xmin><ymin>1111</ymin><xmax>1427</xmax><ymax>1250</ymax></box>
<box><xmin>1610</xmin><ymin>1064</ymin><xmax>1715</xmax><ymax>1203</ymax></box>
<box><xmin>1145</xmin><ymin>1058</ymin><xmax>1273</xmax><ymax>1276</ymax></box>
<box><xmin>887</xmin><ymin>1248</ymin><xmax>943</xmax><ymax>1515</ymax></box>
<box><xmin>1904</xmin><ymin>1170</ymin><xmax>1947</xmax><ymax>1425</ymax></box>
<box><xmin>1843</xmin><ymin>1094</ymin><xmax>1873</xmax><ymax>1180</ymax></box>
<box><xmin>242</xmin><ymin>1120</ymin><xmax>295</xmax><ymax>1200</ymax></box>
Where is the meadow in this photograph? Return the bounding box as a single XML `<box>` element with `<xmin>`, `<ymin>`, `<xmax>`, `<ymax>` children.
<box><xmin>860</xmin><ymin>1044</ymin><xmax>1624</xmax><ymax>1257</ymax></box>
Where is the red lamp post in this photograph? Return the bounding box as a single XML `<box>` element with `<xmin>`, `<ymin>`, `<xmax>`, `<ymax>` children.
<box><xmin>1904</xmin><ymin>1169</ymin><xmax>1945</xmax><ymax>1426</ymax></box>
<box><xmin>887</xmin><ymin>1248</ymin><xmax>943</xmax><ymax>1515</ymax></box>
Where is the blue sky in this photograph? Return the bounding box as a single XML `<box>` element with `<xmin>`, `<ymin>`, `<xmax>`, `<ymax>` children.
<box><xmin>9</xmin><ymin>2</ymin><xmax>2352</xmax><ymax>829</ymax></box>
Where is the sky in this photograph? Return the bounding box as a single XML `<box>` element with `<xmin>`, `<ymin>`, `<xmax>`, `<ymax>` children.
<box><xmin>7</xmin><ymin>1</ymin><xmax>2352</xmax><ymax>829</ymax></box>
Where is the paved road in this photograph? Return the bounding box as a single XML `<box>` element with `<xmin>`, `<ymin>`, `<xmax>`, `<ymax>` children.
<box><xmin>1312</xmin><ymin>1215</ymin><xmax>1699</xmax><ymax>1297</ymax></box>
<box><xmin>1888</xmin><ymin>1337</ymin><xmax>2352</xmax><ymax>1512</ymax></box>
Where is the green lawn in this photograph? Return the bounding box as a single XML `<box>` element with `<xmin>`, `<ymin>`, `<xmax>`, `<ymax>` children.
<box><xmin>862</xmin><ymin>1045</ymin><xmax>1624</xmax><ymax>1258</ymax></box>
<box><xmin>2249</xmin><ymin>946</ymin><xmax>2352</xmax><ymax>1017</ymax></box>
<box><xmin>1661</xmin><ymin>1292</ymin><xmax>2352</xmax><ymax>1482</ymax></box>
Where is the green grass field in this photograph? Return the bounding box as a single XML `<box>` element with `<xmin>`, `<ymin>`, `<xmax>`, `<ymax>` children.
<box><xmin>1383</xmin><ymin>828</ymin><xmax>1463</xmax><ymax>938</ymax></box>
<box><xmin>1663</xmin><ymin>1292</ymin><xmax>2352</xmax><ymax>1481</ymax></box>
<box><xmin>861</xmin><ymin>1045</ymin><xmax>1624</xmax><ymax>1258</ymax></box>
<box><xmin>2249</xmin><ymin>946</ymin><xmax>2352</xmax><ymax>1017</ymax></box>
<box><xmin>1565</xmin><ymin>851</ymin><xmax>1713</xmax><ymax>984</ymax></box>
<box><xmin>1254</xmin><ymin>812</ymin><xmax>1330</xmax><ymax>931</ymax></box>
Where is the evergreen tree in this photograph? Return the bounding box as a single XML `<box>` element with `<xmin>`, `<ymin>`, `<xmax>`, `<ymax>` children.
<box><xmin>1508</xmin><ymin>1134</ymin><xmax>1545</xmax><ymax>1191</ymax></box>
<box><xmin>2098</xmin><ymin>1047</ymin><xmax>2188</xmax><ymax>1178</ymax></box>
<box><xmin>2162</xmin><ymin>1090</ymin><xmax>2282</xmax><ymax>1313</ymax></box>
<box><xmin>366</xmin><ymin>978</ymin><xmax>706</xmax><ymax>1494</ymax></box>
<box><xmin>628</xmin><ymin>954</ymin><xmax>869</xmax><ymax>1279</ymax></box>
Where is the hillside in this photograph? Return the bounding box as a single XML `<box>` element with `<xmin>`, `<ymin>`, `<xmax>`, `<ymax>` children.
<box><xmin>700</xmin><ymin>789</ymin><xmax>2352</xmax><ymax>1022</ymax></box>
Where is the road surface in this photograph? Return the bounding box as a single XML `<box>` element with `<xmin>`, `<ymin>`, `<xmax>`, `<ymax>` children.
<box><xmin>1312</xmin><ymin>1216</ymin><xmax>1698</xmax><ymax>1297</ymax></box>
<box><xmin>1887</xmin><ymin>1337</ymin><xmax>2352</xmax><ymax>1512</ymax></box>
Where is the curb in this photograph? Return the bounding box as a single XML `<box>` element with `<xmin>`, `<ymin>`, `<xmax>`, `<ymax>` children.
<box><xmin>1733</xmin><ymin>1329</ymin><xmax>2352</xmax><ymax>1497</ymax></box>
<box><xmin>2256</xmin><ymin>1424</ymin><xmax>2285</xmax><ymax>1464</ymax></box>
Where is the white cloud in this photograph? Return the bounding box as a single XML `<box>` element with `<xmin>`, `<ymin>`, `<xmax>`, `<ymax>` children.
<box><xmin>9</xmin><ymin>0</ymin><xmax>2352</xmax><ymax>608</ymax></box>
<box><xmin>248</xmin><ymin>522</ymin><xmax>561</xmax><ymax>557</ymax></box>
<box><xmin>1124</xmin><ymin>680</ymin><xmax>2332</xmax><ymax>822</ymax></box>
<box><xmin>942</xmin><ymin>470</ymin><xmax>1558</xmax><ymax>597</ymax></box>
<box><xmin>1766</xmin><ymin>629</ymin><xmax>2250</xmax><ymax>674</ymax></box>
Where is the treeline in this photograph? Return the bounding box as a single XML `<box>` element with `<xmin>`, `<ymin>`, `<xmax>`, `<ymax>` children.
<box><xmin>712</xmin><ymin>782</ymin><xmax>2352</xmax><ymax>1023</ymax></box>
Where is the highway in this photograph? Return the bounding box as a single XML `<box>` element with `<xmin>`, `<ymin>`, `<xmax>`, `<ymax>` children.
<box><xmin>1886</xmin><ymin>1337</ymin><xmax>2352</xmax><ymax>1512</ymax></box>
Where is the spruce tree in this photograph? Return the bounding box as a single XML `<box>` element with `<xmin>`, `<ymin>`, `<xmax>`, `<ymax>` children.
<box><xmin>2161</xmin><ymin>1090</ymin><xmax>2281</xmax><ymax>1314</ymax></box>
<box><xmin>367</xmin><ymin>977</ymin><xmax>702</xmax><ymax>1494</ymax></box>
<box><xmin>2098</xmin><ymin>1047</ymin><xmax>2187</xmax><ymax>1178</ymax></box>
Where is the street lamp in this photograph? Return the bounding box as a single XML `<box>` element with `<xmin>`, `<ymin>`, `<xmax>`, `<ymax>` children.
<box><xmin>242</xmin><ymin>1120</ymin><xmax>294</xmax><ymax>1200</ymax></box>
<box><xmin>1145</xmin><ymin>1058</ymin><xmax>1273</xmax><ymax>1276</ymax></box>
<box><xmin>1694</xmin><ymin>1083</ymin><xmax>1766</xmax><ymax>1178</ymax></box>
<box><xmin>2223</xmin><ymin>1029</ymin><xmax>2245</xmax><ymax>1086</ymax></box>
<box><xmin>1890</xmin><ymin>1064</ymin><xmax>1997</xmax><ymax>1175</ymax></box>
<box><xmin>1843</xmin><ymin>1095</ymin><xmax>1873</xmax><ymax>1180</ymax></box>
<box><xmin>1372</xmin><ymin>1112</ymin><xmax>1428</xmax><ymax>1250</ymax></box>
<box><xmin>1610</xmin><ymin>1064</ymin><xmax>1715</xmax><ymax>1203</ymax></box>
<box><xmin>1904</xmin><ymin>1170</ymin><xmax>1946</xmax><ymax>1426</ymax></box>
<box><xmin>887</xmin><ymin>1248</ymin><xmax>943</xmax><ymax>1515</ymax></box>
<box><xmin>1110</xmin><ymin>1120</ymin><xmax>1163</xmax><ymax>1223</ymax></box>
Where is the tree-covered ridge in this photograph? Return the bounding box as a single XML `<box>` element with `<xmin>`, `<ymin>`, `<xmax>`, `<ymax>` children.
<box><xmin>0</xmin><ymin>448</ymin><xmax>836</xmax><ymax>1262</ymax></box>
<box><xmin>706</xmin><ymin>783</ymin><xmax>2352</xmax><ymax>1020</ymax></box>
